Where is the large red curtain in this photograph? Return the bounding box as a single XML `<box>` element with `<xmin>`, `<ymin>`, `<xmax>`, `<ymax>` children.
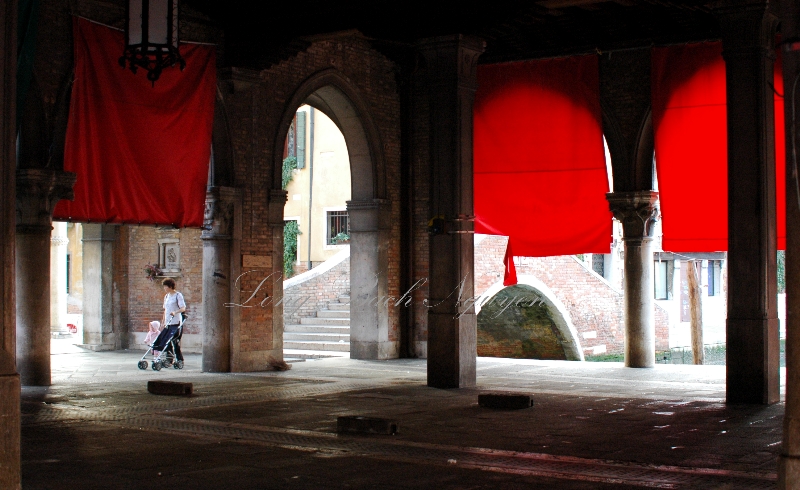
<box><xmin>53</xmin><ymin>18</ymin><xmax>216</xmax><ymax>227</ymax></box>
<box><xmin>474</xmin><ymin>56</ymin><xmax>611</xmax><ymax>258</ymax></box>
<box><xmin>652</xmin><ymin>42</ymin><xmax>785</xmax><ymax>252</ymax></box>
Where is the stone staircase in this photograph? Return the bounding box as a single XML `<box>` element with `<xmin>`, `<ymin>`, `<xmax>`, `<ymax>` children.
<box><xmin>284</xmin><ymin>294</ymin><xmax>350</xmax><ymax>360</ymax></box>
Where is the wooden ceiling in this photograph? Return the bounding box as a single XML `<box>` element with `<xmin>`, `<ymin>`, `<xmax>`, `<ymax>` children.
<box><xmin>185</xmin><ymin>0</ymin><xmax>722</xmax><ymax>69</ymax></box>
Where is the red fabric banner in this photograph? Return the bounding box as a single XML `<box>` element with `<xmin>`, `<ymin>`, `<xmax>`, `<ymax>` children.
<box><xmin>53</xmin><ymin>18</ymin><xmax>216</xmax><ymax>227</ymax></box>
<box><xmin>502</xmin><ymin>242</ymin><xmax>517</xmax><ymax>286</ymax></box>
<box><xmin>474</xmin><ymin>56</ymin><xmax>611</xmax><ymax>261</ymax></box>
<box><xmin>652</xmin><ymin>42</ymin><xmax>785</xmax><ymax>252</ymax></box>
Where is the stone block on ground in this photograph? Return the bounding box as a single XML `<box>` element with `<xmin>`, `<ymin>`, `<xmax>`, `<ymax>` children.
<box><xmin>147</xmin><ymin>380</ymin><xmax>193</xmax><ymax>396</ymax></box>
<box><xmin>337</xmin><ymin>416</ymin><xmax>398</xmax><ymax>435</ymax></box>
<box><xmin>478</xmin><ymin>392</ymin><xmax>533</xmax><ymax>409</ymax></box>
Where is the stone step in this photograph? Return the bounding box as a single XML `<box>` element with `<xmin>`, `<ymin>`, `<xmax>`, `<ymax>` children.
<box><xmin>316</xmin><ymin>310</ymin><xmax>350</xmax><ymax>319</ymax></box>
<box><xmin>338</xmin><ymin>295</ymin><xmax>350</xmax><ymax>303</ymax></box>
<box><xmin>284</xmin><ymin>340</ymin><xmax>351</xmax><ymax>352</ymax></box>
<box><xmin>285</xmin><ymin>324</ymin><xmax>350</xmax><ymax>334</ymax></box>
<box><xmin>327</xmin><ymin>302</ymin><xmax>350</xmax><ymax>311</ymax></box>
<box><xmin>300</xmin><ymin>317</ymin><xmax>350</xmax><ymax>326</ymax></box>
<box><xmin>284</xmin><ymin>332</ymin><xmax>350</xmax><ymax>342</ymax></box>
<box><xmin>283</xmin><ymin>349</ymin><xmax>349</xmax><ymax>359</ymax></box>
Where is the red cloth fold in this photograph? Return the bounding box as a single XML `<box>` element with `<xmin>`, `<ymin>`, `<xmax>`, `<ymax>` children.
<box><xmin>652</xmin><ymin>42</ymin><xmax>785</xmax><ymax>252</ymax></box>
<box><xmin>474</xmin><ymin>55</ymin><xmax>611</xmax><ymax>258</ymax></box>
<box><xmin>503</xmin><ymin>241</ymin><xmax>518</xmax><ymax>286</ymax></box>
<box><xmin>53</xmin><ymin>18</ymin><xmax>216</xmax><ymax>227</ymax></box>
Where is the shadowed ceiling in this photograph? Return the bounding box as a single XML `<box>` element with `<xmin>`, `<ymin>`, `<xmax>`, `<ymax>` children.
<box><xmin>185</xmin><ymin>0</ymin><xmax>726</xmax><ymax>69</ymax></box>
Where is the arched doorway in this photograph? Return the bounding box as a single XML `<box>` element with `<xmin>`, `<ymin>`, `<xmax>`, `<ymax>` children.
<box><xmin>274</xmin><ymin>69</ymin><xmax>394</xmax><ymax>360</ymax></box>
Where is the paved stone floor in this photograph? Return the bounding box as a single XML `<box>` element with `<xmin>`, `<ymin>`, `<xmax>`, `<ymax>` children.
<box><xmin>20</xmin><ymin>340</ymin><xmax>785</xmax><ymax>489</ymax></box>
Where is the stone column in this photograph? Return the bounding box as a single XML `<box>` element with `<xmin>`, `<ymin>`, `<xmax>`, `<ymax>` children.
<box><xmin>606</xmin><ymin>191</ymin><xmax>659</xmax><ymax>368</ymax></box>
<box><xmin>201</xmin><ymin>186</ymin><xmax>241</xmax><ymax>372</ymax></box>
<box><xmin>80</xmin><ymin>224</ymin><xmax>116</xmax><ymax>350</ymax></box>
<box><xmin>50</xmin><ymin>221</ymin><xmax>68</xmax><ymax>336</ymax></box>
<box><xmin>0</xmin><ymin>1</ymin><xmax>20</xmax><ymax>486</ymax></box>
<box><xmin>779</xmin><ymin>0</ymin><xmax>800</xmax><ymax>485</ymax></box>
<box><xmin>347</xmin><ymin>198</ymin><xmax>394</xmax><ymax>359</ymax></box>
<box><xmin>717</xmin><ymin>2</ymin><xmax>780</xmax><ymax>404</ymax></box>
<box><xmin>16</xmin><ymin>169</ymin><xmax>75</xmax><ymax>385</ymax></box>
<box><xmin>418</xmin><ymin>35</ymin><xmax>484</xmax><ymax>388</ymax></box>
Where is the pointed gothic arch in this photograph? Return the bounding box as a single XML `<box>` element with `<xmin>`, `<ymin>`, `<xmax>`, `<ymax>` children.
<box><xmin>273</xmin><ymin>68</ymin><xmax>395</xmax><ymax>359</ymax></box>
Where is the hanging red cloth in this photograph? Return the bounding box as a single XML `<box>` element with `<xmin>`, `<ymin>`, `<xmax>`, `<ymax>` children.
<box><xmin>53</xmin><ymin>17</ymin><xmax>216</xmax><ymax>227</ymax></box>
<box><xmin>502</xmin><ymin>241</ymin><xmax>518</xmax><ymax>286</ymax></box>
<box><xmin>652</xmin><ymin>42</ymin><xmax>785</xmax><ymax>252</ymax></box>
<box><xmin>474</xmin><ymin>56</ymin><xmax>611</xmax><ymax>260</ymax></box>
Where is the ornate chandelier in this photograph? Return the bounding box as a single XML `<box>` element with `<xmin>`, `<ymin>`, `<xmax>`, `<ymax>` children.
<box><xmin>119</xmin><ymin>0</ymin><xmax>185</xmax><ymax>84</ymax></box>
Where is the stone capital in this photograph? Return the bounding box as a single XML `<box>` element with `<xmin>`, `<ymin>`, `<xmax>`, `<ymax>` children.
<box><xmin>16</xmin><ymin>169</ymin><xmax>76</xmax><ymax>234</ymax></box>
<box><xmin>417</xmin><ymin>35</ymin><xmax>485</xmax><ymax>91</ymax></box>
<box><xmin>715</xmin><ymin>1</ymin><xmax>778</xmax><ymax>56</ymax></box>
<box><xmin>267</xmin><ymin>189</ymin><xmax>288</xmax><ymax>228</ymax></box>
<box><xmin>606</xmin><ymin>191</ymin><xmax>659</xmax><ymax>239</ymax></box>
<box><xmin>202</xmin><ymin>186</ymin><xmax>242</xmax><ymax>240</ymax></box>
<box><xmin>346</xmin><ymin>198</ymin><xmax>391</xmax><ymax>232</ymax></box>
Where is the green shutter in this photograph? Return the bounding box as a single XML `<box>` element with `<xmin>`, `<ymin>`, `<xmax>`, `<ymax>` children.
<box><xmin>296</xmin><ymin>111</ymin><xmax>306</xmax><ymax>169</ymax></box>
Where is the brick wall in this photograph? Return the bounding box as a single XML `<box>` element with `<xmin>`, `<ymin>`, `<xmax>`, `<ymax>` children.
<box><xmin>410</xmin><ymin>66</ymin><xmax>431</xmax><ymax>356</ymax></box>
<box><xmin>283</xmin><ymin>252</ymin><xmax>350</xmax><ymax>325</ymax></box>
<box><xmin>474</xmin><ymin>235</ymin><xmax>670</xmax><ymax>355</ymax></box>
<box><xmin>125</xmin><ymin>226</ymin><xmax>204</xmax><ymax>352</ymax></box>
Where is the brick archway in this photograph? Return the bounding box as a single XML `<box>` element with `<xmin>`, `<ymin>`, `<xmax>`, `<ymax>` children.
<box><xmin>273</xmin><ymin>69</ymin><xmax>396</xmax><ymax>359</ymax></box>
<box><xmin>477</xmin><ymin>275</ymin><xmax>584</xmax><ymax>361</ymax></box>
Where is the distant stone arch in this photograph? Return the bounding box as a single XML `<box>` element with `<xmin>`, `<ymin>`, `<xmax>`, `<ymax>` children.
<box><xmin>476</xmin><ymin>275</ymin><xmax>583</xmax><ymax>361</ymax></box>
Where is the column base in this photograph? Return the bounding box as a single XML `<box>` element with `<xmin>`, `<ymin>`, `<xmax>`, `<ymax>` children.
<box><xmin>230</xmin><ymin>349</ymin><xmax>283</xmax><ymax>372</ymax></box>
<box><xmin>350</xmin><ymin>341</ymin><xmax>399</xmax><ymax>360</ymax></box>
<box><xmin>427</xmin><ymin>311</ymin><xmax>477</xmax><ymax>389</ymax></box>
<box><xmin>77</xmin><ymin>343</ymin><xmax>115</xmax><ymax>352</ymax></box>
<box><xmin>779</xmin><ymin>455</ymin><xmax>800</xmax><ymax>489</ymax></box>
<box><xmin>0</xmin><ymin>372</ymin><xmax>21</xmax><ymax>490</ymax></box>
<box><xmin>413</xmin><ymin>341</ymin><xmax>428</xmax><ymax>359</ymax></box>
<box><xmin>726</xmin><ymin>317</ymin><xmax>780</xmax><ymax>404</ymax></box>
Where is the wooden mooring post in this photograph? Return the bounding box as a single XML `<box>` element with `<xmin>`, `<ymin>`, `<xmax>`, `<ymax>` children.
<box><xmin>687</xmin><ymin>260</ymin><xmax>704</xmax><ymax>365</ymax></box>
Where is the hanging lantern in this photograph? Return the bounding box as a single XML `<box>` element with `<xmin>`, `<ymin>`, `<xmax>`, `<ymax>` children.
<box><xmin>119</xmin><ymin>0</ymin><xmax>185</xmax><ymax>84</ymax></box>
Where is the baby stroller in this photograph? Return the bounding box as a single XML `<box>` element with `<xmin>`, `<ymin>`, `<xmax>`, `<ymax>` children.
<box><xmin>137</xmin><ymin>313</ymin><xmax>185</xmax><ymax>371</ymax></box>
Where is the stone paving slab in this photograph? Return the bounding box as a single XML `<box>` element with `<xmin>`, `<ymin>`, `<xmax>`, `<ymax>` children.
<box><xmin>18</xmin><ymin>345</ymin><xmax>786</xmax><ymax>489</ymax></box>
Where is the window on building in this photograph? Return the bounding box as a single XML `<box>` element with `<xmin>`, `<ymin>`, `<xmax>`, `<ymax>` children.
<box><xmin>654</xmin><ymin>260</ymin><xmax>674</xmax><ymax>300</ymax></box>
<box><xmin>66</xmin><ymin>253</ymin><xmax>71</xmax><ymax>294</ymax></box>
<box><xmin>708</xmin><ymin>260</ymin><xmax>722</xmax><ymax>296</ymax></box>
<box><xmin>591</xmin><ymin>254</ymin><xmax>605</xmax><ymax>277</ymax></box>
<box><xmin>327</xmin><ymin>210</ymin><xmax>350</xmax><ymax>245</ymax></box>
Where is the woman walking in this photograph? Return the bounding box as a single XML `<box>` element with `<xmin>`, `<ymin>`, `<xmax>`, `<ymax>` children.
<box><xmin>161</xmin><ymin>278</ymin><xmax>186</xmax><ymax>361</ymax></box>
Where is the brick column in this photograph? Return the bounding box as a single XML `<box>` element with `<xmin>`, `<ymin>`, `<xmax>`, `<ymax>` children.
<box><xmin>717</xmin><ymin>2</ymin><xmax>780</xmax><ymax>404</ymax></box>
<box><xmin>267</xmin><ymin>189</ymin><xmax>285</xmax><ymax>361</ymax></box>
<box><xmin>606</xmin><ymin>191</ymin><xmax>659</xmax><ymax>368</ymax></box>
<box><xmin>0</xmin><ymin>1</ymin><xmax>20</xmax><ymax>486</ymax></box>
<box><xmin>779</xmin><ymin>0</ymin><xmax>800</xmax><ymax>485</ymax></box>
<box><xmin>201</xmin><ymin>186</ymin><xmax>242</xmax><ymax>372</ymax></box>
<box><xmin>15</xmin><ymin>169</ymin><xmax>75</xmax><ymax>385</ymax></box>
<box><xmin>418</xmin><ymin>35</ymin><xmax>484</xmax><ymax>388</ymax></box>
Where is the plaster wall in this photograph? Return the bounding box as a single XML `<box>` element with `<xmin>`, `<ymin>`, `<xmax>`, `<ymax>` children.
<box><xmin>283</xmin><ymin>105</ymin><xmax>351</xmax><ymax>268</ymax></box>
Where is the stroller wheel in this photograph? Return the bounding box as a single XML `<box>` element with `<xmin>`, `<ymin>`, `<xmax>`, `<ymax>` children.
<box><xmin>137</xmin><ymin>360</ymin><xmax>148</xmax><ymax>370</ymax></box>
<box><xmin>163</xmin><ymin>358</ymin><xmax>173</xmax><ymax>368</ymax></box>
<box><xmin>174</xmin><ymin>360</ymin><xmax>184</xmax><ymax>370</ymax></box>
<box><xmin>152</xmin><ymin>360</ymin><xmax>162</xmax><ymax>371</ymax></box>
